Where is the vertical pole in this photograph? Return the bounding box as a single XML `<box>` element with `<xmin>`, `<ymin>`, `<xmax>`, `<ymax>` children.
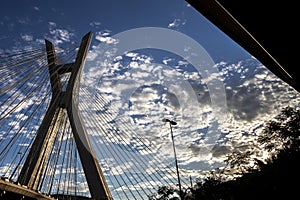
<box><xmin>169</xmin><ymin>122</ymin><xmax>183</xmax><ymax>199</ymax></box>
<box><xmin>163</xmin><ymin>118</ymin><xmax>183</xmax><ymax>199</ymax></box>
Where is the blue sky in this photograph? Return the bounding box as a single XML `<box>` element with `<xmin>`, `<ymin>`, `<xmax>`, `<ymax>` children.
<box><xmin>0</xmin><ymin>0</ymin><xmax>250</xmax><ymax>62</ymax></box>
<box><xmin>1</xmin><ymin>0</ymin><xmax>300</xmax><ymax>199</ymax></box>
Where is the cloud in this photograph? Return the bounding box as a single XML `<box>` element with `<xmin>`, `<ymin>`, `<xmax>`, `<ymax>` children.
<box><xmin>94</xmin><ymin>30</ymin><xmax>119</xmax><ymax>45</ymax></box>
<box><xmin>47</xmin><ymin>22</ymin><xmax>74</xmax><ymax>45</ymax></box>
<box><xmin>89</xmin><ymin>21</ymin><xmax>101</xmax><ymax>27</ymax></box>
<box><xmin>83</xmin><ymin>43</ymin><xmax>300</xmax><ymax>185</ymax></box>
<box><xmin>85</xmin><ymin>52</ymin><xmax>206</xmax><ymax>166</ymax></box>
<box><xmin>21</xmin><ymin>34</ymin><xmax>33</xmax><ymax>42</ymax></box>
<box><xmin>2</xmin><ymin>28</ymin><xmax>300</xmax><ymax>198</ymax></box>
<box><xmin>168</xmin><ymin>19</ymin><xmax>186</xmax><ymax>28</ymax></box>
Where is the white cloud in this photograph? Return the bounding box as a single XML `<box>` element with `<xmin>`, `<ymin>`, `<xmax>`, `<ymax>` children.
<box><xmin>82</xmin><ymin>43</ymin><xmax>300</xmax><ymax>186</ymax></box>
<box><xmin>2</xmin><ymin>30</ymin><xmax>300</xmax><ymax>198</ymax></box>
<box><xmin>168</xmin><ymin>19</ymin><xmax>186</xmax><ymax>28</ymax></box>
<box><xmin>89</xmin><ymin>21</ymin><xmax>101</xmax><ymax>27</ymax></box>
<box><xmin>168</xmin><ymin>19</ymin><xmax>180</xmax><ymax>28</ymax></box>
<box><xmin>95</xmin><ymin>31</ymin><xmax>118</xmax><ymax>44</ymax></box>
<box><xmin>47</xmin><ymin>22</ymin><xmax>74</xmax><ymax>45</ymax></box>
<box><xmin>21</xmin><ymin>34</ymin><xmax>33</xmax><ymax>41</ymax></box>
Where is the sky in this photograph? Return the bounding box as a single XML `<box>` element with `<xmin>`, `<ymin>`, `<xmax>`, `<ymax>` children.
<box><xmin>1</xmin><ymin>0</ymin><xmax>300</xmax><ymax>199</ymax></box>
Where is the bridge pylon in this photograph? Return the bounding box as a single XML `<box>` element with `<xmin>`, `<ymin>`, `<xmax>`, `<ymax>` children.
<box><xmin>17</xmin><ymin>32</ymin><xmax>113</xmax><ymax>200</ymax></box>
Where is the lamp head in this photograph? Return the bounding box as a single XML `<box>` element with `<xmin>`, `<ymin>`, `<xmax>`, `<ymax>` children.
<box><xmin>162</xmin><ymin>118</ymin><xmax>177</xmax><ymax>125</ymax></box>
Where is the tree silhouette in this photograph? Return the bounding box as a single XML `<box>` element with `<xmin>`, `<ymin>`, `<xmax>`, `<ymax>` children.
<box><xmin>148</xmin><ymin>186</ymin><xmax>181</xmax><ymax>200</ymax></box>
<box><xmin>258</xmin><ymin>106</ymin><xmax>300</xmax><ymax>153</ymax></box>
<box><xmin>149</xmin><ymin>106</ymin><xmax>300</xmax><ymax>199</ymax></box>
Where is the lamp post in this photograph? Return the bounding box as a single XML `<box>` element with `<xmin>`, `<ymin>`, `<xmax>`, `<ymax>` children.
<box><xmin>162</xmin><ymin>118</ymin><xmax>183</xmax><ymax>199</ymax></box>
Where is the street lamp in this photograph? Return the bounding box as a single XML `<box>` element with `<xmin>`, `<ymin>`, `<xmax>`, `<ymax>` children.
<box><xmin>162</xmin><ymin>118</ymin><xmax>183</xmax><ymax>199</ymax></box>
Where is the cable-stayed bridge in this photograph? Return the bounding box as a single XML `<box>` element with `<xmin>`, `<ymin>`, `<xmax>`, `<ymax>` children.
<box><xmin>0</xmin><ymin>32</ymin><xmax>192</xmax><ymax>200</ymax></box>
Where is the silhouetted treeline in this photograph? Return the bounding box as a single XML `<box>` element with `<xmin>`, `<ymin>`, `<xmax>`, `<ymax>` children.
<box><xmin>149</xmin><ymin>106</ymin><xmax>300</xmax><ymax>200</ymax></box>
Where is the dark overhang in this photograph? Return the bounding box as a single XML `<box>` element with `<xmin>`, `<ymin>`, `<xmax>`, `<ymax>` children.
<box><xmin>186</xmin><ymin>0</ymin><xmax>299</xmax><ymax>93</ymax></box>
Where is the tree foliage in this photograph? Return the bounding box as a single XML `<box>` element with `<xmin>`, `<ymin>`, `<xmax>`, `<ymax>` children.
<box><xmin>149</xmin><ymin>106</ymin><xmax>300</xmax><ymax>200</ymax></box>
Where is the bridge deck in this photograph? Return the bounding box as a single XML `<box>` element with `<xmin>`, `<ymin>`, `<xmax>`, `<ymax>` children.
<box><xmin>0</xmin><ymin>177</ymin><xmax>55</xmax><ymax>200</ymax></box>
